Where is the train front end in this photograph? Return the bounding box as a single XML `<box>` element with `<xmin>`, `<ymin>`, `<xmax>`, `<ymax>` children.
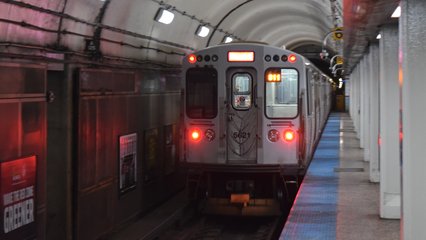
<box><xmin>182</xmin><ymin>43</ymin><xmax>304</xmax><ymax>215</ymax></box>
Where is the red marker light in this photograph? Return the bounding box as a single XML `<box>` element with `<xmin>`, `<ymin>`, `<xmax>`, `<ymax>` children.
<box><xmin>283</xmin><ymin>129</ymin><xmax>295</xmax><ymax>142</ymax></box>
<box><xmin>188</xmin><ymin>54</ymin><xmax>197</xmax><ymax>64</ymax></box>
<box><xmin>288</xmin><ymin>54</ymin><xmax>297</xmax><ymax>63</ymax></box>
<box><xmin>190</xmin><ymin>129</ymin><xmax>202</xmax><ymax>141</ymax></box>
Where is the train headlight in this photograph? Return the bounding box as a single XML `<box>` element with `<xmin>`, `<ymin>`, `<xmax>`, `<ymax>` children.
<box><xmin>190</xmin><ymin>128</ymin><xmax>202</xmax><ymax>141</ymax></box>
<box><xmin>283</xmin><ymin>129</ymin><xmax>296</xmax><ymax>142</ymax></box>
<box><xmin>188</xmin><ymin>54</ymin><xmax>197</xmax><ymax>64</ymax></box>
<box><xmin>268</xmin><ymin>129</ymin><xmax>280</xmax><ymax>142</ymax></box>
<box><xmin>205</xmin><ymin>129</ymin><xmax>215</xmax><ymax>142</ymax></box>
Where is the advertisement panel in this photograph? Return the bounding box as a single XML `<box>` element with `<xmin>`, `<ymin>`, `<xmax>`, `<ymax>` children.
<box><xmin>0</xmin><ymin>155</ymin><xmax>37</xmax><ymax>240</ymax></box>
<box><xmin>119</xmin><ymin>133</ymin><xmax>137</xmax><ymax>195</ymax></box>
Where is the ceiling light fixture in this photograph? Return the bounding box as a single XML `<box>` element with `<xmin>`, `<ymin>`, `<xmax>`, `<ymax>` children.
<box><xmin>223</xmin><ymin>36</ymin><xmax>233</xmax><ymax>43</ymax></box>
<box><xmin>391</xmin><ymin>6</ymin><xmax>401</xmax><ymax>18</ymax></box>
<box><xmin>196</xmin><ymin>25</ymin><xmax>210</xmax><ymax>38</ymax></box>
<box><xmin>376</xmin><ymin>34</ymin><xmax>382</xmax><ymax>39</ymax></box>
<box><xmin>154</xmin><ymin>8</ymin><xmax>175</xmax><ymax>24</ymax></box>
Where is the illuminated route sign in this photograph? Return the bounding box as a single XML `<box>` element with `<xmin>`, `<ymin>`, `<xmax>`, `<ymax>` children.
<box><xmin>1</xmin><ymin>155</ymin><xmax>37</xmax><ymax>240</ymax></box>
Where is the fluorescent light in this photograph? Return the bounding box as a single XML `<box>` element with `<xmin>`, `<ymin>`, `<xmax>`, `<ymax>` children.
<box><xmin>391</xmin><ymin>6</ymin><xmax>401</xmax><ymax>18</ymax></box>
<box><xmin>196</xmin><ymin>25</ymin><xmax>210</xmax><ymax>38</ymax></box>
<box><xmin>376</xmin><ymin>34</ymin><xmax>381</xmax><ymax>39</ymax></box>
<box><xmin>154</xmin><ymin>8</ymin><xmax>174</xmax><ymax>24</ymax></box>
<box><xmin>224</xmin><ymin>36</ymin><xmax>233</xmax><ymax>43</ymax></box>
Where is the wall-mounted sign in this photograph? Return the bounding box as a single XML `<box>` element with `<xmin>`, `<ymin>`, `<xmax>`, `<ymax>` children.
<box><xmin>336</xmin><ymin>56</ymin><xmax>344</xmax><ymax>65</ymax></box>
<box><xmin>164</xmin><ymin>125</ymin><xmax>177</xmax><ymax>175</ymax></box>
<box><xmin>1</xmin><ymin>156</ymin><xmax>37</xmax><ymax>240</ymax></box>
<box><xmin>332</xmin><ymin>27</ymin><xmax>343</xmax><ymax>41</ymax></box>
<box><xmin>119</xmin><ymin>133</ymin><xmax>137</xmax><ymax>195</ymax></box>
<box><xmin>144</xmin><ymin>128</ymin><xmax>159</xmax><ymax>183</ymax></box>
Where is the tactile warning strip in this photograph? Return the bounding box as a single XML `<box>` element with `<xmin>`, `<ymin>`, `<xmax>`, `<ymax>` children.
<box><xmin>280</xmin><ymin>114</ymin><xmax>341</xmax><ymax>240</ymax></box>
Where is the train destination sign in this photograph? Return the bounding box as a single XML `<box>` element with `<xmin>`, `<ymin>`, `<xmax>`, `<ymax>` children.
<box><xmin>1</xmin><ymin>155</ymin><xmax>37</xmax><ymax>240</ymax></box>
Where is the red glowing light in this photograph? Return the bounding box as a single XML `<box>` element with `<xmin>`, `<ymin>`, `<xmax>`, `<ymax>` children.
<box><xmin>190</xmin><ymin>129</ymin><xmax>201</xmax><ymax>141</ymax></box>
<box><xmin>188</xmin><ymin>54</ymin><xmax>197</xmax><ymax>64</ymax></box>
<box><xmin>288</xmin><ymin>54</ymin><xmax>297</xmax><ymax>63</ymax></box>
<box><xmin>283</xmin><ymin>129</ymin><xmax>295</xmax><ymax>142</ymax></box>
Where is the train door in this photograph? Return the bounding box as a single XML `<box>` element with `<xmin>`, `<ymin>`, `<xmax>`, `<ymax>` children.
<box><xmin>305</xmin><ymin>69</ymin><xmax>314</xmax><ymax>158</ymax></box>
<box><xmin>226</xmin><ymin>68</ymin><xmax>257</xmax><ymax>163</ymax></box>
<box><xmin>315</xmin><ymin>78</ymin><xmax>321</xmax><ymax>140</ymax></box>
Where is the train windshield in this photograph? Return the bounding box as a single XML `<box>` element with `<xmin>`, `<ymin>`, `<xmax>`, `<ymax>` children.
<box><xmin>186</xmin><ymin>68</ymin><xmax>218</xmax><ymax>119</ymax></box>
<box><xmin>232</xmin><ymin>73</ymin><xmax>252</xmax><ymax>110</ymax></box>
<box><xmin>265</xmin><ymin>68</ymin><xmax>298</xmax><ymax>118</ymax></box>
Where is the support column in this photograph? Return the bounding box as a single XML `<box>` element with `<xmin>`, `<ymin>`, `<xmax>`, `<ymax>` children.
<box><xmin>349</xmin><ymin>73</ymin><xmax>353</xmax><ymax>117</ymax></box>
<box><xmin>400</xmin><ymin>0</ymin><xmax>426</xmax><ymax>238</ymax></box>
<box><xmin>359</xmin><ymin>58</ymin><xmax>365</xmax><ymax>148</ymax></box>
<box><xmin>356</xmin><ymin>65</ymin><xmax>361</xmax><ymax>139</ymax></box>
<box><xmin>349</xmin><ymin>70</ymin><xmax>353</xmax><ymax>117</ymax></box>
<box><xmin>379</xmin><ymin>24</ymin><xmax>400</xmax><ymax>219</ymax></box>
<box><xmin>368</xmin><ymin>44</ymin><xmax>380</xmax><ymax>183</ymax></box>
<box><xmin>362</xmin><ymin>54</ymin><xmax>371</xmax><ymax>161</ymax></box>
<box><xmin>359</xmin><ymin>59</ymin><xmax>364</xmax><ymax>148</ymax></box>
<box><xmin>350</xmin><ymin>67</ymin><xmax>356</xmax><ymax>120</ymax></box>
<box><xmin>352</xmin><ymin>65</ymin><xmax>361</xmax><ymax>137</ymax></box>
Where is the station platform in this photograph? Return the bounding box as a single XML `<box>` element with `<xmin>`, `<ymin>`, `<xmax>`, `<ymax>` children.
<box><xmin>280</xmin><ymin>113</ymin><xmax>400</xmax><ymax>240</ymax></box>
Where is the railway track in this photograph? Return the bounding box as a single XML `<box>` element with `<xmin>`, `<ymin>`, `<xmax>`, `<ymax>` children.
<box><xmin>156</xmin><ymin>213</ymin><xmax>284</xmax><ymax>240</ymax></box>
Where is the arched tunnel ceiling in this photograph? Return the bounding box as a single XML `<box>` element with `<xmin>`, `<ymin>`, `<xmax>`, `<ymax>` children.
<box><xmin>343</xmin><ymin>0</ymin><xmax>399</xmax><ymax>74</ymax></box>
<box><xmin>0</xmin><ymin>0</ymin><xmax>341</xmax><ymax>71</ymax></box>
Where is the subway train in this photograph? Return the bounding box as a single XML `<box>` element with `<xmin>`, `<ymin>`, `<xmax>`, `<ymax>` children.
<box><xmin>182</xmin><ymin>43</ymin><xmax>332</xmax><ymax>215</ymax></box>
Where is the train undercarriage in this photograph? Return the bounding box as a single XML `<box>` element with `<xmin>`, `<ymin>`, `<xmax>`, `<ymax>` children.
<box><xmin>185</xmin><ymin>163</ymin><xmax>304</xmax><ymax>216</ymax></box>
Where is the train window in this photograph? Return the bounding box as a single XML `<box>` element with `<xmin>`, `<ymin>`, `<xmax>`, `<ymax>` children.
<box><xmin>306</xmin><ymin>69</ymin><xmax>311</xmax><ymax>115</ymax></box>
<box><xmin>265</xmin><ymin>68</ymin><xmax>298</xmax><ymax>118</ymax></box>
<box><xmin>186</xmin><ymin>68</ymin><xmax>218</xmax><ymax>119</ymax></box>
<box><xmin>232</xmin><ymin>73</ymin><xmax>252</xmax><ymax>110</ymax></box>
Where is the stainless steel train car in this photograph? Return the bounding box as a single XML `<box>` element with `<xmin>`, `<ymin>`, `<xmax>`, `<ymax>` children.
<box><xmin>182</xmin><ymin>43</ymin><xmax>332</xmax><ymax>215</ymax></box>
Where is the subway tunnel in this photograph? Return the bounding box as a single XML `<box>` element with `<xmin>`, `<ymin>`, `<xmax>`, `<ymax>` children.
<box><xmin>0</xmin><ymin>0</ymin><xmax>425</xmax><ymax>239</ymax></box>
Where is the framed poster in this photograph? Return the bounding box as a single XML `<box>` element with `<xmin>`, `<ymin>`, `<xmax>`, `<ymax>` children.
<box><xmin>1</xmin><ymin>155</ymin><xmax>37</xmax><ymax>240</ymax></box>
<box><xmin>144</xmin><ymin>128</ymin><xmax>159</xmax><ymax>183</ymax></box>
<box><xmin>119</xmin><ymin>133</ymin><xmax>137</xmax><ymax>195</ymax></box>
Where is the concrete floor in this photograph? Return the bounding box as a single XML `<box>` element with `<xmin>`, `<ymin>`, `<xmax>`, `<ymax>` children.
<box><xmin>336</xmin><ymin>114</ymin><xmax>399</xmax><ymax>240</ymax></box>
<box><xmin>281</xmin><ymin>113</ymin><xmax>400</xmax><ymax>240</ymax></box>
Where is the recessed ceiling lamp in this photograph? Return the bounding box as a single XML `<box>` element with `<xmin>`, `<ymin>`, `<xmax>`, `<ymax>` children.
<box><xmin>376</xmin><ymin>34</ymin><xmax>382</xmax><ymax>39</ymax></box>
<box><xmin>223</xmin><ymin>36</ymin><xmax>233</xmax><ymax>43</ymax></box>
<box><xmin>154</xmin><ymin>8</ymin><xmax>175</xmax><ymax>24</ymax></box>
<box><xmin>391</xmin><ymin>6</ymin><xmax>401</xmax><ymax>18</ymax></box>
<box><xmin>196</xmin><ymin>25</ymin><xmax>210</xmax><ymax>38</ymax></box>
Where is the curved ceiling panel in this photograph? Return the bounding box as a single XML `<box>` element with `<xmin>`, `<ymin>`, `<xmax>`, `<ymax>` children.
<box><xmin>0</xmin><ymin>0</ymin><xmax>341</xmax><ymax>66</ymax></box>
<box><xmin>218</xmin><ymin>0</ymin><xmax>334</xmax><ymax>45</ymax></box>
<box><xmin>0</xmin><ymin>1</ymin><xmax>61</xmax><ymax>45</ymax></box>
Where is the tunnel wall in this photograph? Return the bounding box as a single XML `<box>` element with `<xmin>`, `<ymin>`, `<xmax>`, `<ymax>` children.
<box><xmin>74</xmin><ymin>68</ymin><xmax>183</xmax><ymax>240</ymax></box>
<box><xmin>0</xmin><ymin>64</ymin><xmax>47</xmax><ymax>240</ymax></box>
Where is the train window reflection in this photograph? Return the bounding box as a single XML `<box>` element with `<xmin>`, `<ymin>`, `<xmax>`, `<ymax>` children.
<box><xmin>265</xmin><ymin>69</ymin><xmax>298</xmax><ymax>118</ymax></box>
<box><xmin>232</xmin><ymin>73</ymin><xmax>252</xmax><ymax>110</ymax></box>
<box><xmin>186</xmin><ymin>68</ymin><xmax>218</xmax><ymax>119</ymax></box>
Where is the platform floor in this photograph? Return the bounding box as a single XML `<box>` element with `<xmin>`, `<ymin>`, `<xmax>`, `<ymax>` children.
<box><xmin>280</xmin><ymin>112</ymin><xmax>400</xmax><ymax>240</ymax></box>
